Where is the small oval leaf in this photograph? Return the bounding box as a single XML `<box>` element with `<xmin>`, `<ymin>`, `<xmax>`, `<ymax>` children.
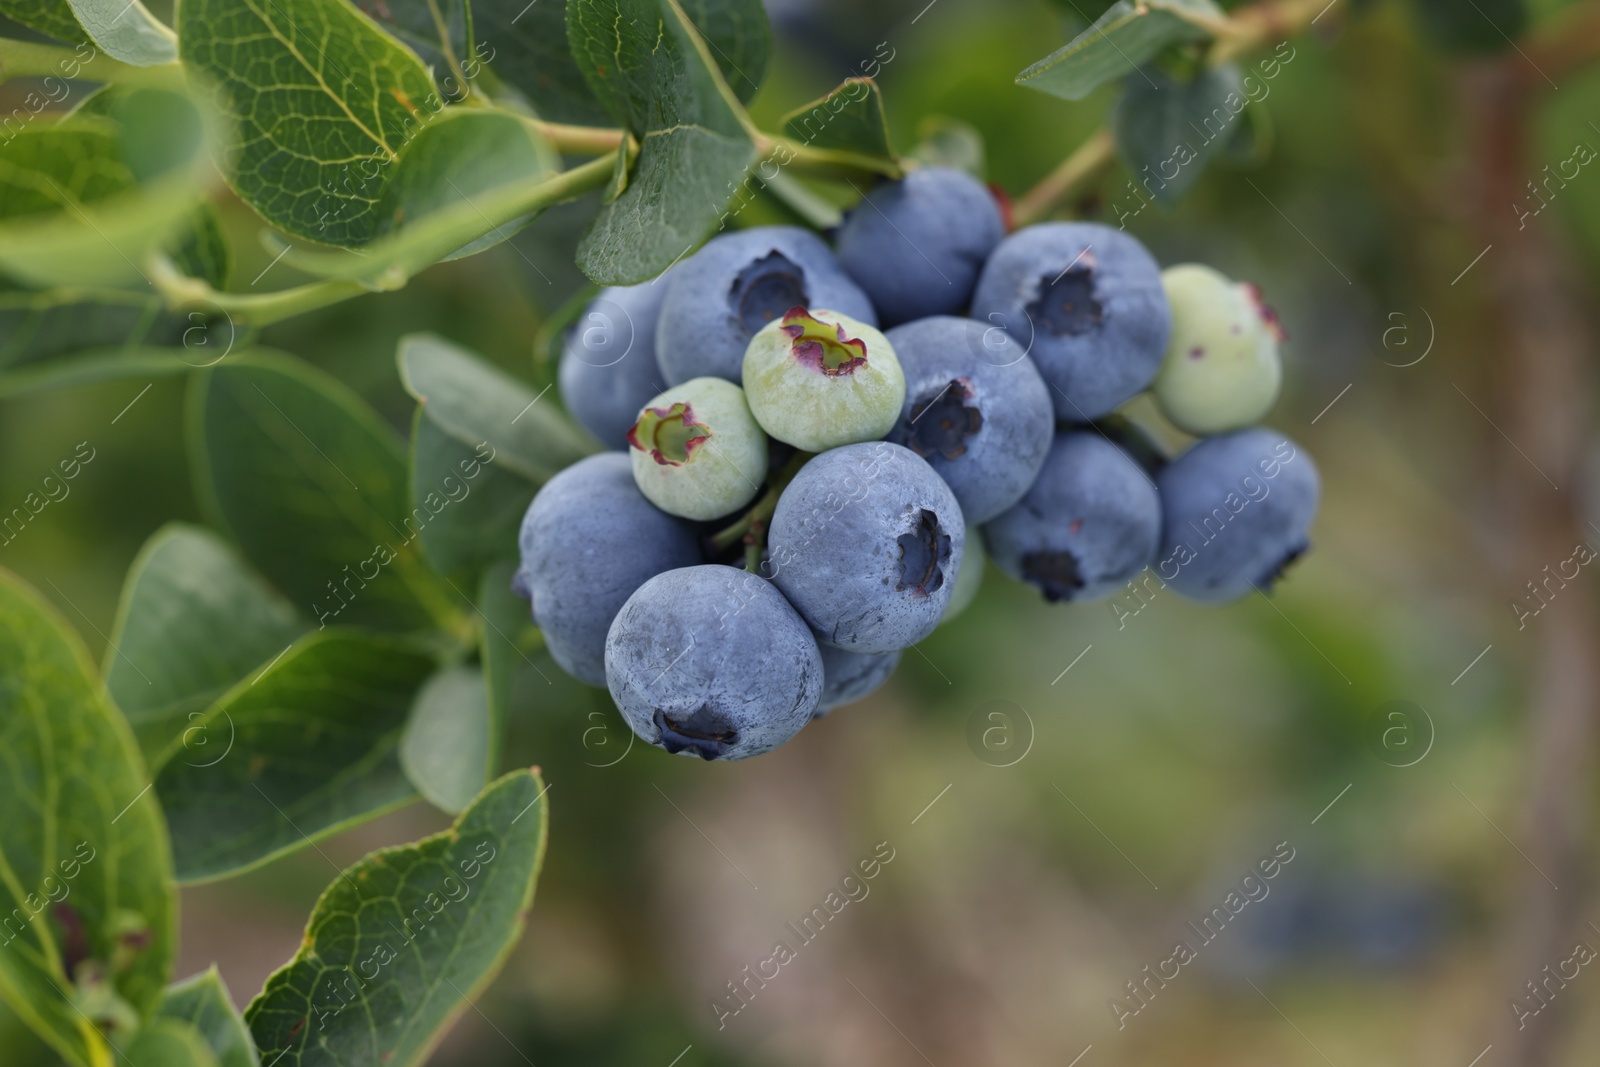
<box><xmin>188</xmin><ymin>352</ymin><xmax>458</xmax><ymax>634</ymax></box>
<box><xmin>400</xmin><ymin>667</ymin><xmax>492</xmax><ymax>814</ymax></box>
<box><xmin>153</xmin><ymin>629</ymin><xmax>435</xmax><ymax>883</ymax></box>
<box><xmin>245</xmin><ymin>769</ymin><xmax>550</xmax><ymax>1067</ymax></box>
<box><xmin>157</xmin><ymin>969</ymin><xmax>259</xmax><ymax>1067</ymax></box>
<box><xmin>106</xmin><ymin>523</ymin><xmax>309</xmax><ymax>763</ymax></box>
<box><xmin>0</xmin><ymin>569</ymin><xmax>175</xmax><ymax>1067</ymax></box>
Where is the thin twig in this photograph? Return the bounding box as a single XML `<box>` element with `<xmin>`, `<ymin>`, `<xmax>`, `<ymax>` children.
<box><xmin>1011</xmin><ymin>129</ymin><xmax>1116</xmax><ymax>227</ymax></box>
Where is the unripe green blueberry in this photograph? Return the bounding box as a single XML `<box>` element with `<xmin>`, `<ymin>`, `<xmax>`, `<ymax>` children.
<box><xmin>941</xmin><ymin>523</ymin><xmax>985</xmax><ymax>623</ymax></box>
<box><xmin>1152</xmin><ymin>265</ymin><xmax>1283</xmax><ymax>436</ymax></box>
<box><xmin>742</xmin><ymin>307</ymin><xmax>906</xmax><ymax>452</ymax></box>
<box><xmin>628</xmin><ymin>377</ymin><xmax>767</xmax><ymax>520</ymax></box>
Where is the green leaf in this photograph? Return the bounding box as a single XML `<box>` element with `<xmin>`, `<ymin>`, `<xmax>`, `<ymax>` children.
<box><xmin>0</xmin><ymin>568</ymin><xmax>175</xmax><ymax>1067</ymax></box>
<box><xmin>245</xmin><ymin>768</ymin><xmax>550</xmax><ymax>1067</ymax></box>
<box><xmin>165</xmin><ymin>204</ymin><xmax>232</xmax><ymax>290</ymax></box>
<box><xmin>478</xmin><ymin>560</ymin><xmax>527</xmax><ymax>773</ymax></box>
<box><xmin>176</xmin><ymin>0</ymin><xmax>443</xmax><ymax>247</ymax></box>
<box><xmin>398</xmin><ymin>333</ymin><xmax>594</xmax><ymax>484</ymax></box>
<box><xmin>188</xmin><ymin>352</ymin><xmax>458</xmax><ymax>634</ymax></box>
<box><xmin>153</xmin><ymin>629</ymin><xmax>435</xmax><ymax>883</ymax></box>
<box><xmin>479</xmin><ymin>0</ymin><xmax>768</xmax><ymax>126</ymax></box>
<box><xmin>1111</xmin><ymin>62</ymin><xmax>1247</xmax><ymax>206</ymax></box>
<box><xmin>278</xmin><ymin>109</ymin><xmax>561</xmax><ymax>286</ymax></box>
<box><xmin>0</xmin><ymin>995</ymin><xmax>61</xmax><ymax>1066</ymax></box>
<box><xmin>400</xmin><ymin>667</ymin><xmax>491</xmax><ymax>814</ymax></box>
<box><xmin>0</xmin><ymin>0</ymin><xmax>91</xmax><ymax>47</ymax></box>
<box><xmin>578</xmin><ymin>125</ymin><xmax>756</xmax><ymax>284</ymax></box>
<box><xmin>568</xmin><ymin>0</ymin><xmax>759</xmax><ymax>284</ymax></box>
<box><xmin>376</xmin><ymin>111</ymin><xmax>563</xmax><ymax>235</ymax></box>
<box><xmin>470</xmin><ymin>0</ymin><xmax>612</xmax><ymax>126</ymax></box>
<box><xmin>0</xmin><ymin>88</ymin><xmax>203</xmax><ymax>287</ymax></box>
<box><xmin>603</xmin><ymin>134</ymin><xmax>633</xmax><ymax>202</ymax></box>
<box><xmin>1015</xmin><ymin>0</ymin><xmax>1224</xmax><ymax>102</ymax></box>
<box><xmin>63</xmin><ymin>0</ymin><xmax>176</xmax><ymax>66</ymax></box>
<box><xmin>126</xmin><ymin>1018</ymin><xmax>220</xmax><ymax>1067</ymax></box>
<box><xmin>0</xmin><ymin>122</ymin><xmax>133</xmax><ymax>222</ymax></box>
<box><xmin>1220</xmin><ymin>93</ymin><xmax>1272</xmax><ymax>165</ymax></box>
<box><xmin>780</xmin><ymin>78</ymin><xmax>895</xmax><ymax>166</ymax></box>
<box><xmin>408</xmin><ymin>412</ymin><xmax>534</xmax><ymax>581</ymax></box>
<box><xmin>908</xmin><ymin>114</ymin><xmax>986</xmax><ymax>180</ymax></box>
<box><xmin>157</xmin><ymin>969</ymin><xmax>259</xmax><ymax>1067</ymax></box>
<box><xmin>0</xmin><ymin>0</ymin><xmax>176</xmax><ymax>64</ymax></box>
<box><xmin>676</xmin><ymin>0</ymin><xmax>770</xmax><ymax>104</ymax></box>
<box><xmin>567</xmin><ymin>0</ymin><xmax>765</xmax><ymax>128</ymax></box>
<box><xmin>0</xmin><ymin>289</ymin><xmax>176</xmax><ymax>368</ymax></box>
<box><xmin>105</xmin><ymin>523</ymin><xmax>308</xmax><ymax>763</ymax></box>
<box><xmin>376</xmin><ymin>110</ymin><xmax>559</xmax><ymax>255</ymax></box>
<box><xmin>753</xmin><ymin>168</ymin><xmax>843</xmax><ymax>230</ymax></box>
<box><xmin>0</xmin><ymin>346</ymin><xmax>199</xmax><ymax>398</ymax></box>
<box><xmin>349</xmin><ymin>0</ymin><xmax>472</xmax><ymax>98</ymax></box>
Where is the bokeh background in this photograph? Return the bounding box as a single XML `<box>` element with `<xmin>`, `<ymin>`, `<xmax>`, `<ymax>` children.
<box><xmin>5</xmin><ymin>0</ymin><xmax>1600</xmax><ymax>1063</ymax></box>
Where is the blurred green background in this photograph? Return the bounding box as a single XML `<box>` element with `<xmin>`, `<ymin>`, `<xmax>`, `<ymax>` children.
<box><xmin>5</xmin><ymin>0</ymin><xmax>1600</xmax><ymax>1063</ymax></box>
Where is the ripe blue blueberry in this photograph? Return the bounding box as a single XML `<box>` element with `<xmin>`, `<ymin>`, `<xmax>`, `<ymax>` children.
<box><xmin>885</xmin><ymin>316</ymin><xmax>1054</xmax><ymax>523</ymax></box>
<box><xmin>834</xmin><ymin>167</ymin><xmax>1005</xmax><ymax>326</ymax></box>
<box><xmin>984</xmin><ymin>431</ymin><xmax>1161</xmax><ymax>602</ymax></box>
<box><xmin>815</xmin><ymin>645</ymin><xmax>902</xmax><ymax>717</ymax></box>
<box><xmin>514</xmin><ymin>453</ymin><xmax>702</xmax><ymax>686</ymax></box>
<box><xmin>1155</xmin><ymin>428</ymin><xmax>1319</xmax><ymax>603</ymax></box>
<box><xmin>743</xmin><ymin>307</ymin><xmax>905</xmax><ymax>452</ymax></box>
<box><xmin>655</xmin><ymin>226</ymin><xmax>877</xmax><ymax>385</ymax></box>
<box><xmin>558</xmin><ymin>281</ymin><xmax>672</xmax><ymax>449</ymax></box>
<box><xmin>605</xmin><ymin>565</ymin><xmax>823</xmax><ymax>760</ymax></box>
<box><xmin>969</xmin><ymin>222</ymin><xmax>1170</xmax><ymax>420</ymax></box>
<box><xmin>768</xmin><ymin>442</ymin><xmax>965</xmax><ymax>653</ymax></box>
<box><xmin>628</xmin><ymin>377</ymin><xmax>767</xmax><ymax>521</ymax></box>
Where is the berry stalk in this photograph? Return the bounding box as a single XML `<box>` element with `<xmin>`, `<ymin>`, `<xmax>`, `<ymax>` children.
<box><xmin>1013</xmin><ymin>0</ymin><xmax>1344</xmax><ymax>226</ymax></box>
<box><xmin>1011</xmin><ymin>128</ymin><xmax>1115</xmax><ymax>228</ymax></box>
<box><xmin>709</xmin><ymin>450</ymin><xmax>813</xmax><ymax>570</ymax></box>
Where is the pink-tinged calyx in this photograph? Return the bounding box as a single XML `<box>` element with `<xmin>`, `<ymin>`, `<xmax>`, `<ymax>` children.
<box><xmin>628</xmin><ymin>402</ymin><xmax>711</xmax><ymax>466</ymax></box>
<box><xmin>781</xmin><ymin>307</ymin><xmax>868</xmax><ymax>376</ymax></box>
<box><xmin>1240</xmin><ymin>282</ymin><xmax>1287</xmax><ymax>342</ymax></box>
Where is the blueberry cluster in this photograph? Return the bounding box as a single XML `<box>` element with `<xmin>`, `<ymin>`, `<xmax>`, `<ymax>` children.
<box><xmin>528</xmin><ymin>167</ymin><xmax>1320</xmax><ymax>761</ymax></box>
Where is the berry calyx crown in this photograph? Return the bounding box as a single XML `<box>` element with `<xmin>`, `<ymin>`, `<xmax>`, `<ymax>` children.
<box><xmin>628</xmin><ymin>402</ymin><xmax>711</xmax><ymax>466</ymax></box>
<box><xmin>781</xmin><ymin>307</ymin><xmax>868</xmax><ymax>376</ymax></box>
